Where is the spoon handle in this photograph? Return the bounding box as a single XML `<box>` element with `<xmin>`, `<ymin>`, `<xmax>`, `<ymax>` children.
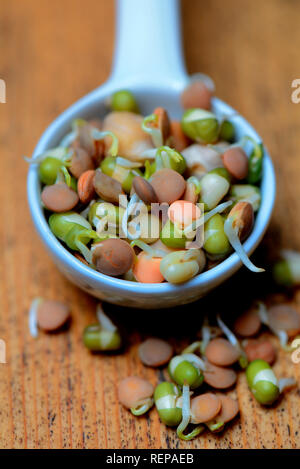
<box><xmin>110</xmin><ymin>0</ymin><xmax>187</xmax><ymax>87</ymax></box>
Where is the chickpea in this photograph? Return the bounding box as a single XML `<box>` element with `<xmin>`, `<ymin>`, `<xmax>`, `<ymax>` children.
<box><xmin>102</xmin><ymin>111</ymin><xmax>153</xmax><ymax>161</ymax></box>
<box><xmin>182</xmin><ymin>143</ymin><xmax>224</xmax><ymax>179</ymax></box>
<box><xmin>229</xmin><ymin>184</ymin><xmax>261</xmax><ymax>212</ymax></box>
<box><xmin>160</xmin><ymin>249</ymin><xmax>206</xmax><ymax>284</ymax></box>
<box><xmin>199</xmin><ymin>172</ymin><xmax>230</xmax><ymax>210</ymax></box>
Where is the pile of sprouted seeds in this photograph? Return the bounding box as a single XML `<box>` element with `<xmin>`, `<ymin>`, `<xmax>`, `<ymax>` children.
<box><xmin>28</xmin><ymin>297</ymin><xmax>300</xmax><ymax>441</ymax></box>
<box><xmin>26</xmin><ymin>77</ymin><xmax>300</xmax><ymax>442</ymax></box>
<box><xmin>116</xmin><ymin>300</ymin><xmax>300</xmax><ymax>441</ymax></box>
<box><xmin>27</xmin><ymin>77</ymin><xmax>266</xmax><ymax>283</ymax></box>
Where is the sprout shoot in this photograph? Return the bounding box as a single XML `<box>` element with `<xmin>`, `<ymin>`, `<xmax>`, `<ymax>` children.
<box><xmin>182</xmin><ymin>341</ymin><xmax>202</xmax><ymax>355</ymax></box>
<box><xmin>176</xmin><ymin>384</ymin><xmax>204</xmax><ymax>440</ymax></box>
<box><xmin>186</xmin><ymin>176</ymin><xmax>202</xmax><ymax>195</ymax></box>
<box><xmin>96</xmin><ymin>303</ymin><xmax>117</xmax><ymax>332</ymax></box>
<box><xmin>24</xmin><ymin>147</ymin><xmax>71</xmax><ymax>165</ymax></box>
<box><xmin>189</xmin><ymin>73</ymin><xmax>216</xmax><ymax>93</ymax></box>
<box><xmin>80</xmin><ymin>199</ymin><xmax>96</xmax><ymax>220</ymax></box>
<box><xmin>83</xmin><ymin>304</ymin><xmax>122</xmax><ymax>352</ymax></box>
<box><xmin>183</xmin><ymin>200</ymin><xmax>232</xmax><ymax>240</ymax></box>
<box><xmin>224</xmin><ymin>216</ymin><xmax>264</xmax><ymax>272</ymax></box>
<box><xmin>76</xmin><ymin>229</ymin><xmax>101</xmax><ymax>265</ymax></box>
<box><xmin>180</xmin><ymin>353</ymin><xmax>206</xmax><ymax>372</ymax></box>
<box><xmin>155</xmin><ymin>146</ymin><xmax>185</xmax><ymax>173</ymax></box>
<box><xmin>141</xmin><ymin>149</ymin><xmax>157</xmax><ymax>161</ymax></box>
<box><xmin>206</xmin><ymin>420</ymin><xmax>225</xmax><ymax>433</ymax></box>
<box><xmin>257</xmin><ymin>302</ymin><xmax>289</xmax><ymax>348</ymax></box>
<box><xmin>200</xmin><ymin>316</ymin><xmax>212</xmax><ymax>354</ymax></box>
<box><xmin>91</xmin><ymin>129</ymin><xmax>119</xmax><ymax>157</ymax></box>
<box><xmin>142</xmin><ymin>114</ymin><xmax>163</xmax><ymax>147</ymax></box>
<box><xmin>203</xmin><ymin>201</ymin><xmax>233</xmax><ymax>224</ymax></box>
<box><xmin>28</xmin><ymin>298</ymin><xmax>42</xmax><ymax>338</ymax></box>
<box><xmin>131</xmin><ymin>240</ymin><xmax>155</xmax><ymax>257</ymax></box>
<box><xmin>115</xmin><ymin>157</ymin><xmax>143</xmax><ymax>169</ymax></box>
<box><xmin>130</xmin><ymin>240</ymin><xmax>166</xmax><ymax>259</ymax></box>
<box><xmin>121</xmin><ymin>193</ymin><xmax>140</xmax><ymax>240</ymax></box>
<box><xmin>56</xmin><ymin>165</ymin><xmax>72</xmax><ymax>187</ymax></box>
<box><xmin>143</xmin><ymin>160</ymin><xmax>153</xmax><ymax>180</ymax></box>
<box><xmin>131</xmin><ymin>398</ymin><xmax>154</xmax><ymax>416</ymax></box>
<box><xmin>278</xmin><ymin>378</ymin><xmax>296</xmax><ymax>393</ymax></box>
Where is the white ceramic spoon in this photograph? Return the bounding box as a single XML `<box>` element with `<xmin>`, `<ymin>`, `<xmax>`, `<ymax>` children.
<box><xmin>27</xmin><ymin>0</ymin><xmax>276</xmax><ymax>309</ymax></box>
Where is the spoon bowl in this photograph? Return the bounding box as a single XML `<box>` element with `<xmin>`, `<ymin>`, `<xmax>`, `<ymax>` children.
<box><xmin>27</xmin><ymin>0</ymin><xmax>276</xmax><ymax>309</ymax></box>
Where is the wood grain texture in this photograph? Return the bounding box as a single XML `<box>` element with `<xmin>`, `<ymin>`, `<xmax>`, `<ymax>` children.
<box><xmin>0</xmin><ymin>0</ymin><xmax>300</xmax><ymax>449</ymax></box>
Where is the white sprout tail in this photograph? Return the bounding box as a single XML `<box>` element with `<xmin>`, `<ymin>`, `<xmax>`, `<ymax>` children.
<box><xmin>224</xmin><ymin>218</ymin><xmax>265</xmax><ymax>273</ymax></box>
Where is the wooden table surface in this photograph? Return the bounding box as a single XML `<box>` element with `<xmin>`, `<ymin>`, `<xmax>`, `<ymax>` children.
<box><xmin>1</xmin><ymin>0</ymin><xmax>300</xmax><ymax>449</ymax></box>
